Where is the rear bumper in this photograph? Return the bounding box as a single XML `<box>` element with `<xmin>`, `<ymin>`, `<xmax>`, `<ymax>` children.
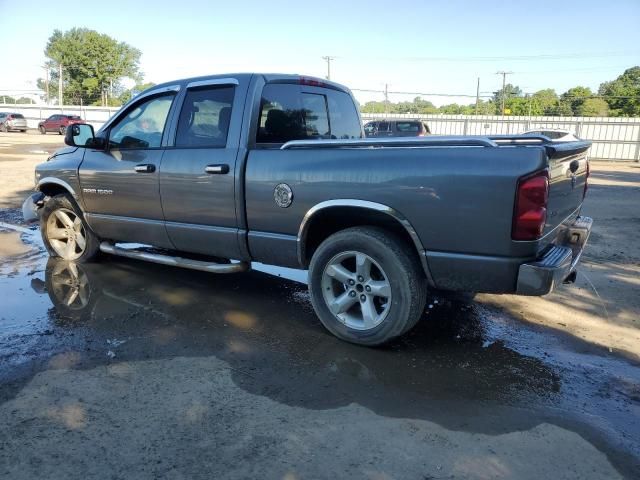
<box><xmin>516</xmin><ymin>216</ymin><xmax>592</xmax><ymax>295</ymax></box>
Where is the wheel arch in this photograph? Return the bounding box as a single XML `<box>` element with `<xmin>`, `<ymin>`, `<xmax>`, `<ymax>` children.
<box><xmin>297</xmin><ymin>199</ymin><xmax>434</xmax><ymax>285</ymax></box>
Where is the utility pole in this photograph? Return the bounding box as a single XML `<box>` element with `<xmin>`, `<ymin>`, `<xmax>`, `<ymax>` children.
<box><xmin>43</xmin><ymin>65</ymin><xmax>50</xmax><ymax>105</ymax></box>
<box><xmin>475</xmin><ymin>77</ymin><xmax>480</xmax><ymax>115</ymax></box>
<box><xmin>496</xmin><ymin>71</ymin><xmax>513</xmax><ymax>116</ymax></box>
<box><xmin>496</xmin><ymin>70</ymin><xmax>513</xmax><ymax>117</ymax></box>
<box><xmin>384</xmin><ymin>84</ymin><xmax>389</xmax><ymax>114</ymax></box>
<box><xmin>321</xmin><ymin>56</ymin><xmax>335</xmax><ymax>80</ymax></box>
<box><xmin>58</xmin><ymin>63</ymin><xmax>63</xmax><ymax>107</ymax></box>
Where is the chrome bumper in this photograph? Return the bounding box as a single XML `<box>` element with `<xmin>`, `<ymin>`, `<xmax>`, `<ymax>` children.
<box><xmin>22</xmin><ymin>192</ymin><xmax>45</xmax><ymax>224</ymax></box>
<box><xmin>516</xmin><ymin>216</ymin><xmax>593</xmax><ymax>296</ymax></box>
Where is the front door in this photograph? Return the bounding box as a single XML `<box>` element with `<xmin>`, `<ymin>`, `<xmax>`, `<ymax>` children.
<box><xmin>160</xmin><ymin>80</ymin><xmax>242</xmax><ymax>259</ymax></box>
<box><xmin>79</xmin><ymin>91</ymin><xmax>177</xmax><ymax>248</ymax></box>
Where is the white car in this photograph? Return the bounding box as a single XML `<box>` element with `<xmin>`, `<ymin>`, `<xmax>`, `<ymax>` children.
<box><xmin>522</xmin><ymin>129</ymin><xmax>580</xmax><ymax>142</ymax></box>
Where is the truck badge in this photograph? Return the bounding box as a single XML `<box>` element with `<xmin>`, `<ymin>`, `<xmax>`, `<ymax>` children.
<box><xmin>274</xmin><ymin>183</ymin><xmax>293</xmax><ymax>208</ymax></box>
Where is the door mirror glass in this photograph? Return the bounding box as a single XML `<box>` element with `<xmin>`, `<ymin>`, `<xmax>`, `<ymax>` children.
<box><xmin>65</xmin><ymin>123</ymin><xmax>95</xmax><ymax>147</ymax></box>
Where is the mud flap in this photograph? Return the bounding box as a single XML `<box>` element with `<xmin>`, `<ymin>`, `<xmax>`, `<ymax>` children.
<box><xmin>22</xmin><ymin>192</ymin><xmax>45</xmax><ymax>224</ymax></box>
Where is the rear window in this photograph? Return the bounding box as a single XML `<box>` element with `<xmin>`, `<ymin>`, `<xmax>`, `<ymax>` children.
<box><xmin>395</xmin><ymin>122</ymin><xmax>421</xmax><ymax>132</ymax></box>
<box><xmin>257</xmin><ymin>84</ymin><xmax>361</xmax><ymax>144</ymax></box>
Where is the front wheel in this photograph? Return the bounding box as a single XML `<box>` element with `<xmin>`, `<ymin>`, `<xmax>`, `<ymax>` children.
<box><xmin>308</xmin><ymin>226</ymin><xmax>427</xmax><ymax>346</ymax></box>
<box><xmin>40</xmin><ymin>193</ymin><xmax>100</xmax><ymax>263</ymax></box>
<box><xmin>0</xmin><ymin>123</ymin><xmax>6</xmax><ymax>132</ymax></box>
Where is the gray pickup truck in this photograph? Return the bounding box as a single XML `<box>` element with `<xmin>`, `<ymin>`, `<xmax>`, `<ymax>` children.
<box><xmin>23</xmin><ymin>73</ymin><xmax>592</xmax><ymax>346</ymax></box>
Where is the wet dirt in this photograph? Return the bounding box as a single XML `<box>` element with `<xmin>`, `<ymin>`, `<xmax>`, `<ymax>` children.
<box><xmin>0</xmin><ymin>227</ymin><xmax>639</xmax><ymax>479</ymax></box>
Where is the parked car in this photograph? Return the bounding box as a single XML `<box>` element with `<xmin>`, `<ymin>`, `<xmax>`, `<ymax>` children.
<box><xmin>38</xmin><ymin>114</ymin><xmax>84</xmax><ymax>135</ymax></box>
<box><xmin>364</xmin><ymin>119</ymin><xmax>431</xmax><ymax>137</ymax></box>
<box><xmin>0</xmin><ymin>112</ymin><xmax>28</xmax><ymax>132</ymax></box>
<box><xmin>522</xmin><ymin>129</ymin><xmax>580</xmax><ymax>142</ymax></box>
<box><xmin>23</xmin><ymin>73</ymin><xmax>592</xmax><ymax>346</ymax></box>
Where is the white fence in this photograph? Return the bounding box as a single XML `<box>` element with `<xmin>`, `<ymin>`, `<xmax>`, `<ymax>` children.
<box><xmin>2</xmin><ymin>104</ymin><xmax>638</xmax><ymax>161</ymax></box>
<box><xmin>363</xmin><ymin>113</ymin><xmax>640</xmax><ymax>161</ymax></box>
<box><xmin>0</xmin><ymin>104</ymin><xmax>120</xmax><ymax>131</ymax></box>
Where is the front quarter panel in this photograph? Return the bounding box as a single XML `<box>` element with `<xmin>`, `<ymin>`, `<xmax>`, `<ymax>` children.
<box><xmin>35</xmin><ymin>147</ymin><xmax>86</xmax><ymax>208</ymax></box>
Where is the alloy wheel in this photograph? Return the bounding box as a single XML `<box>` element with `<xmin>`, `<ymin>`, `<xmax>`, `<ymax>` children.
<box><xmin>46</xmin><ymin>208</ymin><xmax>87</xmax><ymax>261</ymax></box>
<box><xmin>321</xmin><ymin>251</ymin><xmax>392</xmax><ymax>330</ymax></box>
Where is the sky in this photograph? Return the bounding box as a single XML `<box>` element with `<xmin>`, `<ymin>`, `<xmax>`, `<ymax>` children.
<box><xmin>1</xmin><ymin>0</ymin><xmax>639</xmax><ymax>106</ymax></box>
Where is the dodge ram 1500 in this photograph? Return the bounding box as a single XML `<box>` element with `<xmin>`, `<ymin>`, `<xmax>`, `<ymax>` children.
<box><xmin>23</xmin><ymin>73</ymin><xmax>592</xmax><ymax>345</ymax></box>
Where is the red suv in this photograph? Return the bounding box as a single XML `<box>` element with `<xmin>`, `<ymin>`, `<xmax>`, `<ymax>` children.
<box><xmin>38</xmin><ymin>114</ymin><xmax>84</xmax><ymax>135</ymax></box>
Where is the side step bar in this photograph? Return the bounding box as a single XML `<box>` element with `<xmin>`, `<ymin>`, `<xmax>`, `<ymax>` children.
<box><xmin>99</xmin><ymin>242</ymin><xmax>250</xmax><ymax>274</ymax></box>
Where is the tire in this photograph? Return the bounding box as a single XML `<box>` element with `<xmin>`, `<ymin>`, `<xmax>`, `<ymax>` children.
<box><xmin>40</xmin><ymin>193</ymin><xmax>101</xmax><ymax>263</ymax></box>
<box><xmin>45</xmin><ymin>257</ymin><xmax>96</xmax><ymax>320</ymax></box>
<box><xmin>59</xmin><ymin>126</ymin><xmax>66</xmax><ymax>135</ymax></box>
<box><xmin>39</xmin><ymin>125</ymin><xmax>46</xmax><ymax>134</ymax></box>
<box><xmin>0</xmin><ymin>123</ymin><xmax>6</xmax><ymax>132</ymax></box>
<box><xmin>308</xmin><ymin>226</ymin><xmax>427</xmax><ymax>346</ymax></box>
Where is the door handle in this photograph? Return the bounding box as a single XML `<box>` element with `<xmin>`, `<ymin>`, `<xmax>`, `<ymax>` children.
<box><xmin>134</xmin><ymin>164</ymin><xmax>156</xmax><ymax>173</ymax></box>
<box><xmin>204</xmin><ymin>164</ymin><xmax>230</xmax><ymax>174</ymax></box>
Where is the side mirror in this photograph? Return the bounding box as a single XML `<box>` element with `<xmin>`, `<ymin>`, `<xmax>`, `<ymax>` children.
<box><xmin>64</xmin><ymin>123</ymin><xmax>104</xmax><ymax>149</ymax></box>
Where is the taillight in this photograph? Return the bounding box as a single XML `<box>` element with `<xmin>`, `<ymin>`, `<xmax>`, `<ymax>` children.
<box><xmin>512</xmin><ymin>171</ymin><xmax>549</xmax><ymax>241</ymax></box>
<box><xmin>583</xmin><ymin>160</ymin><xmax>590</xmax><ymax>199</ymax></box>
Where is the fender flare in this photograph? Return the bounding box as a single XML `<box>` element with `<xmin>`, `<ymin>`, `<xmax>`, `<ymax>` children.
<box><xmin>297</xmin><ymin>199</ymin><xmax>434</xmax><ymax>285</ymax></box>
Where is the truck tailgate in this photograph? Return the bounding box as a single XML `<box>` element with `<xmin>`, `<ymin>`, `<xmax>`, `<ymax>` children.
<box><xmin>544</xmin><ymin>141</ymin><xmax>590</xmax><ymax>236</ymax></box>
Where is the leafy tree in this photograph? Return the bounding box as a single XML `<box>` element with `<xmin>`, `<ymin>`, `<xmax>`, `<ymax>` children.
<box><xmin>493</xmin><ymin>83</ymin><xmax>522</xmax><ymax>114</ymax></box>
<box><xmin>577</xmin><ymin>98</ymin><xmax>609</xmax><ymax>116</ymax></box>
<box><xmin>40</xmin><ymin>28</ymin><xmax>142</xmax><ymax>106</ymax></box>
<box><xmin>561</xmin><ymin>86</ymin><xmax>592</xmax><ymax>115</ymax></box>
<box><xmin>530</xmin><ymin>89</ymin><xmax>559</xmax><ymax>115</ymax></box>
<box><xmin>598</xmin><ymin>66</ymin><xmax>640</xmax><ymax>116</ymax></box>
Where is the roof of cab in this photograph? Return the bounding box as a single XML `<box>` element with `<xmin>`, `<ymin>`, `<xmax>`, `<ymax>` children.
<box><xmin>146</xmin><ymin>73</ymin><xmax>352</xmax><ymax>95</ymax></box>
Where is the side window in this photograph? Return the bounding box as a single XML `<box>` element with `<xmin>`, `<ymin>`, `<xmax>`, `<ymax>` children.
<box><xmin>175</xmin><ymin>86</ymin><xmax>235</xmax><ymax>147</ymax></box>
<box><xmin>377</xmin><ymin>121</ymin><xmax>390</xmax><ymax>132</ymax></box>
<box><xmin>256</xmin><ymin>84</ymin><xmax>362</xmax><ymax>143</ymax></box>
<box><xmin>301</xmin><ymin>93</ymin><xmax>329</xmax><ymax>138</ymax></box>
<box><xmin>327</xmin><ymin>90</ymin><xmax>362</xmax><ymax>139</ymax></box>
<box><xmin>109</xmin><ymin>94</ymin><xmax>174</xmax><ymax>149</ymax></box>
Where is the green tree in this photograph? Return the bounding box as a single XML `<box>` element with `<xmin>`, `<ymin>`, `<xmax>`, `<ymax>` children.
<box><xmin>493</xmin><ymin>84</ymin><xmax>522</xmax><ymax>114</ymax></box>
<box><xmin>530</xmin><ymin>89</ymin><xmax>559</xmax><ymax>115</ymax></box>
<box><xmin>598</xmin><ymin>66</ymin><xmax>640</xmax><ymax>116</ymax></box>
<box><xmin>561</xmin><ymin>86</ymin><xmax>592</xmax><ymax>115</ymax></box>
<box><xmin>40</xmin><ymin>28</ymin><xmax>142</xmax><ymax>106</ymax></box>
<box><xmin>577</xmin><ymin>98</ymin><xmax>609</xmax><ymax>117</ymax></box>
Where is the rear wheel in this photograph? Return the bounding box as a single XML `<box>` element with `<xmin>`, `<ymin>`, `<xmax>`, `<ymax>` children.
<box><xmin>309</xmin><ymin>226</ymin><xmax>427</xmax><ymax>346</ymax></box>
<box><xmin>0</xmin><ymin>123</ymin><xmax>6</xmax><ymax>132</ymax></box>
<box><xmin>40</xmin><ymin>193</ymin><xmax>100</xmax><ymax>263</ymax></box>
<box><xmin>59</xmin><ymin>126</ymin><xmax>66</xmax><ymax>135</ymax></box>
<box><xmin>39</xmin><ymin>125</ymin><xmax>46</xmax><ymax>134</ymax></box>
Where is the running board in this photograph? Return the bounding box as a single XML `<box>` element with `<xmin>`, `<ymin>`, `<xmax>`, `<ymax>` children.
<box><xmin>99</xmin><ymin>242</ymin><xmax>250</xmax><ymax>274</ymax></box>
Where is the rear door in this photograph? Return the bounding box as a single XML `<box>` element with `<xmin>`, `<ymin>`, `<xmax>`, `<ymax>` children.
<box><xmin>78</xmin><ymin>89</ymin><xmax>178</xmax><ymax>247</ymax></box>
<box><xmin>45</xmin><ymin>115</ymin><xmax>59</xmax><ymax>131</ymax></box>
<box><xmin>159</xmin><ymin>78</ymin><xmax>246</xmax><ymax>259</ymax></box>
